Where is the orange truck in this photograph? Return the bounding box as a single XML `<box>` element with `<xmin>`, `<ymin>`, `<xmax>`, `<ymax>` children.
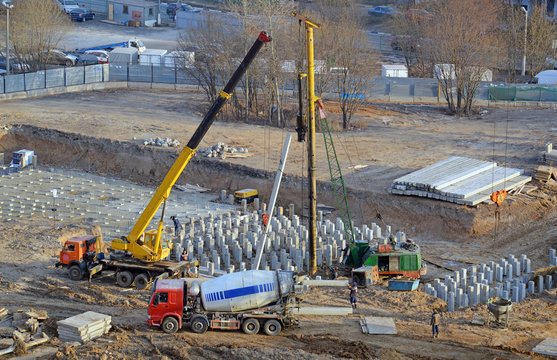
<box><xmin>56</xmin><ymin>234</ymin><xmax>192</xmax><ymax>289</ymax></box>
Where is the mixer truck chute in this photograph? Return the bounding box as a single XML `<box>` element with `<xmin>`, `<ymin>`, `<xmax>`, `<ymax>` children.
<box><xmin>148</xmin><ymin>270</ymin><xmax>300</xmax><ymax>336</ymax></box>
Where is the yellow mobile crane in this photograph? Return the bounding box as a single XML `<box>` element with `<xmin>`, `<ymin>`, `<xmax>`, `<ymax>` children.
<box><xmin>56</xmin><ymin>32</ymin><xmax>272</xmax><ymax>288</ymax></box>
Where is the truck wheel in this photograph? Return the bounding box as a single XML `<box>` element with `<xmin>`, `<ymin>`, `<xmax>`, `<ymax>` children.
<box><xmin>69</xmin><ymin>265</ymin><xmax>83</xmax><ymax>281</ymax></box>
<box><xmin>263</xmin><ymin>319</ymin><xmax>281</xmax><ymax>336</ymax></box>
<box><xmin>116</xmin><ymin>271</ymin><xmax>133</xmax><ymax>287</ymax></box>
<box><xmin>134</xmin><ymin>273</ymin><xmax>149</xmax><ymax>289</ymax></box>
<box><xmin>241</xmin><ymin>318</ymin><xmax>260</xmax><ymax>335</ymax></box>
<box><xmin>162</xmin><ymin>316</ymin><xmax>179</xmax><ymax>334</ymax></box>
<box><xmin>190</xmin><ymin>315</ymin><xmax>209</xmax><ymax>334</ymax></box>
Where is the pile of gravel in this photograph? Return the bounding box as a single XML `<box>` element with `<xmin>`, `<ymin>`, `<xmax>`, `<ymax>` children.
<box><xmin>143</xmin><ymin>137</ymin><xmax>180</xmax><ymax>147</ymax></box>
<box><xmin>198</xmin><ymin>142</ymin><xmax>249</xmax><ymax>158</ymax></box>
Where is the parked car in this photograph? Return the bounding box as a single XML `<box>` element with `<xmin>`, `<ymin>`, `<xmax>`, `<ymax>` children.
<box><xmin>77</xmin><ymin>53</ymin><xmax>99</xmax><ymax>65</ymax></box>
<box><xmin>368</xmin><ymin>6</ymin><xmax>396</xmax><ymax>17</ymax></box>
<box><xmin>45</xmin><ymin>50</ymin><xmax>78</xmax><ymax>66</ymax></box>
<box><xmin>70</xmin><ymin>8</ymin><xmax>95</xmax><ymax>21</ymax></box>
<box><xmin>0</xmin><ymin>56</ymin><xmax>31</xmax><ymax>73</ymax></box>
<box><xmin>58</xmin><ymin>0</ymin><xmax>80</xmax><ymax>14</ymax></box>
<box><xmin>167</xmin><ymin>2</ymin><xmax>200</xmax><ymax>15</ymax></box>
<box><xmin>85</xmin><ymin>50</ymin><xmax>109</xmax><ymax>64</ymax></box>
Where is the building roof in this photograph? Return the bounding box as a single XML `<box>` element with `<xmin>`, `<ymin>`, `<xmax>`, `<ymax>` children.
<box><xmin>108</xmin><ymin>0</ymin><xmax>156</xmax><ymax>8</ymax></box>
<box><xmin>142</xmin><ymin>49</ymin><xmax>167</xmax><ymax>56</ymax></box>
<box><xmin>382</xmin><ymin>64</ymin><xmax>407</xmax><ymax>70</ymax></box>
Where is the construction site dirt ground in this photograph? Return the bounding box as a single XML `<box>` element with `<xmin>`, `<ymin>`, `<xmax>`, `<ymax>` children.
<box><xmin>0</xmin><ymin>88</ymin><xmax>556</xmax><ymax>359</ymax></box>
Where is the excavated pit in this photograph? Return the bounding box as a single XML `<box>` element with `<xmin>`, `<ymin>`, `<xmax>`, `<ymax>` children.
<box><xmin>0</xmin><ymin>124</ymin><xmax>554</xmax><ymax>244</ymax></box>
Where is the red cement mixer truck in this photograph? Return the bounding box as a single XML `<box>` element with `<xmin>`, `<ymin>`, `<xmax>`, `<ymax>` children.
<box><xmin>147</xmin><ymin>270</ymin><xmax>301</xmax><ymax>336</ymax></box>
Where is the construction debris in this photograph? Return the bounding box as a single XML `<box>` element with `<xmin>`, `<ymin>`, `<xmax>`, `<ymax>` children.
<box><xmin>57</xmin><ymin>311</ymin><xmax>111</xmax><ymax>343</ymax></box>
<box><xmin>0</xmin><ymin>309</ymin><xmax>50</xmax><ymax>356</ymax></box>
<box><xmin>198</xmin><ymin>142</ymin><xmax>250</xmax><ymax>159</ymax></box>
<box><xmin>143</xmin><ymin>137</ymin><xmax>180</xmax><ymax>147</ymax></box>
<box><xmin>389</xmin><ymin>156</ymin><xmax>532</xmax><ymax>205</ymax></box>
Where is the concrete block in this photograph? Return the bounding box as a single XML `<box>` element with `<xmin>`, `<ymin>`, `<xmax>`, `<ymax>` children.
<box><xmin>293</xmin><ymin>307</ymin><xmax>352</xmax><ymax>316</ymax></box>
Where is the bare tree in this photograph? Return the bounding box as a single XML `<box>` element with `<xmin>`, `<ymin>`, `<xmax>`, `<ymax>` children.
<box><xmin>176</xmin><ymin>13</ymin><xmax>234</xmax><ymax>103</ymax></box>
<box><xmin>0</xmin><ymin>0</ymin><xmax>71</xmax><ymax>71</ymax></box>
<box><xmin>525</xmin><ymin>3</ymin><xmax>556</xmax><ymax>77</ymax></box>
<box><xmin>423</xmin><ymin>0</ymin><xmax>502</xmax><ymax>115</ymax></box>
<box><xmin>501</xmin><ymin>5</ymin><xmax>523</xmax><ymax>83</ymax></box>
<box><xmin>312</xmin><ymin>0</ymin><xmax>375</xmax><ymax>129</ymax></box>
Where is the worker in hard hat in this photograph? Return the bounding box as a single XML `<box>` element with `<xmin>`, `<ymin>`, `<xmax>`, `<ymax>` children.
<box><xmin>170</xmin><ymin>215</ymin><xmax>182</xmax><ymax>237</ymax></box>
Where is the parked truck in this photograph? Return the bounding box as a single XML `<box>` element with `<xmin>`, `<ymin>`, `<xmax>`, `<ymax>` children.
<box><xmin>75</xmin><ymin>39</ymin><xmax>146</xmax><ymax>54</ymax></box>
<box><xmin>56</xmin><ymin>233</ymin><xmax>194</xmax><ymax>289</ymax></box>
<box><xmin>148</xmin><ymin>270</ymin><xmax>300</xmax><ymax>335</ymax></box>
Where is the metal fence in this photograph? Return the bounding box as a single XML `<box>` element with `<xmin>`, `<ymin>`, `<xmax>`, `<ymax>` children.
<box><xmin>0</xmin><ymin>64</ymin><xmax>109</xmax><ymax>94</ymax></box>
<box><xmin>109</xmin><ymin>63</ymin><xmax>196</xmax><ymax>84</ymax></box>
<box><xmin>4</xmin><ymin>62</ymin><xmax>557</xmax><ymax>104</ymax></box>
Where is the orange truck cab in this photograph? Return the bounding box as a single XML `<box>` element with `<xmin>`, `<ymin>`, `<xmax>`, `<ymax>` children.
<box><xmin>56</xmin><ymin>235</ymin><xmax>104</xmax><ymax>280</ymax></box>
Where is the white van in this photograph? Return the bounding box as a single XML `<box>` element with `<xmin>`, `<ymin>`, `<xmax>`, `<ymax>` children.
<box><xmin>533</xmin><ymin>70</ymin><xmax>557</xmax><ymax>85</ymax></box>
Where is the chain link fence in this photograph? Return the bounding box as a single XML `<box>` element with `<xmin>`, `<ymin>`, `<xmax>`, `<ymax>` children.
<box><xmin>489</xmin><ymin>85</ymin><xmax>557</xmax><ymax>102</ymax></box>
<box><xmin>0</xmin><ymin>64</ymin><xmax>108</xmax><ymax>94</ymax></box>
<box><xmin>4</xmin><ymin>62</ymin><xmax>557</xmax><ymax>105</ymax></box>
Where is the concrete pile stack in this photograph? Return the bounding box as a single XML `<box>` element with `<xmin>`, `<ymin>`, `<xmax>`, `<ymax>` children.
<box><xmin>424</xmin><ymin>249</ymin><xmax>557</xmax><ymax>312</ymax></box>
<box><xmin>540</xmin><ymin>142</ymin><xmax>557</xmax><ymax>164</ymax></box>
<box><xmin>181</xmin><ymin>198</ymin><xmax>405</xmax><ymax>277</ymax></box>
<box><xmin>143</xmin><ymin>137</ymin><xmax>180</xmax><ymax>147</ymax></box>
<box><xmin>389</xmin><ymin>156</ymin><xmax>532</xmax><ymax>205</ymax></box>
<box><xmin>56</xmin><ymin>311</ymin><xmax>111</xmax><ymax>343</ymax></box>
<box><xmin>197</xmin><ymin>143</ymin><xmax>249</xmax><ymax>159</ymax></box>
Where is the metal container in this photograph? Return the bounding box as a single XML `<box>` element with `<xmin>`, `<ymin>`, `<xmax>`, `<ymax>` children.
<box><xmin>200</xmin><ymin>270</ymin><xmax>294</xmax><ymax>312</ymax></box>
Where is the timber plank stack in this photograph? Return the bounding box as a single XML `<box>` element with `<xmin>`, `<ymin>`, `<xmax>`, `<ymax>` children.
<box><xmin>57</xmin><ymin>311</ymin><xmax>111</xmax><ymax>343</ymax></box>
<box><xmin>534</xmin><ymin>165</ymin><xmax>555</xmax><ymax>182</ymax></box>
<box><xmin>389</xmin><ymin>156</ymin><xmax>532</xmax><ymax>206</ymax></box>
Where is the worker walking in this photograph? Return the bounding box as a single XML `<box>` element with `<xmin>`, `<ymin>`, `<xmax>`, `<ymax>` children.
<box><xmin>430</xmin><ymin>310</ymin><xmax>441</xmax><ymax>338</ymax></box>
<box><xmin>170</xmin><ymin>216</ymin><xmax>183</xmax><ymax>238</ymax></box>
<box><xmin>349</xmin><ymin>282</ymin><xmax>358</xmax><ymax>309</ymax></box>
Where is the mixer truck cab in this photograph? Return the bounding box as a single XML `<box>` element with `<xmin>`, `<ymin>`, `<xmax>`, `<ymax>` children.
<box><xmin>148</xmin><ymin>270</ymin><xmax>300</xmax><ymax>336</ymax></box>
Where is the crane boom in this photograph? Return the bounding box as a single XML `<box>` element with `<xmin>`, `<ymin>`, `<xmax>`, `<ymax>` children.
<box><xmin>111</xmin><ymin>32</ymin><xmax>272</xmax><ymax>261</ymax></box>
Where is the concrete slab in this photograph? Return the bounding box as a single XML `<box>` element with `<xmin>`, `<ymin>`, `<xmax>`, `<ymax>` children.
<box><xmin>363</xmin><ymin>317</ymin><xmax>397</xmax><ymax>335</ymax></box>
<box><xmin>57</xmin><ymin>311</ymin><xmax>111</xmax><ymax>331</ymax></box>
<box><xmin>302</xmin><ymin>279</ymin><xmax>349</xmax><ymax>287</ymax></box>
<box><xmin>532</xmin><ymin>337</ymin><xmax>557</xmax><ymax>357</ymax></box>
<box><xmin>292</xmin><ymin>307</ymin><xmax>353</xmax><ymax>316</ymax></box>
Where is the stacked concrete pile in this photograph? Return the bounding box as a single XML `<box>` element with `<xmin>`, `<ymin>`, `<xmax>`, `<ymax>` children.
<box><xmin>176</xmin><ymin>195</ymin><xmax>404</xmax><ymax>277</ymax></box>
<box><xmin>424</xmin><ymin>249</ymin><xmax>557</xmax><ymax>312</ymax></box>
<box><xmin>540</xmin><ymin>142</ymin><xmax>556</xmax><ymax>164</ymax></box>
<box><xmin>197</xmin><ymin>143</ymin><xmax>249</xmax><ymax>158</ymax></box>
<box><xmin>389</xmin><ymin>156</ymin><xmax>531</xmax><ymax>206</ymax></box>
<box><xmin>143</xmin><ymin>137</ymin><xmax>180</xmax><ymax>147</ymax></box>
<box><xmin>56</xmin><ymin>311</ymin><xmax>111</xmax><ymax>343</ymax></box>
